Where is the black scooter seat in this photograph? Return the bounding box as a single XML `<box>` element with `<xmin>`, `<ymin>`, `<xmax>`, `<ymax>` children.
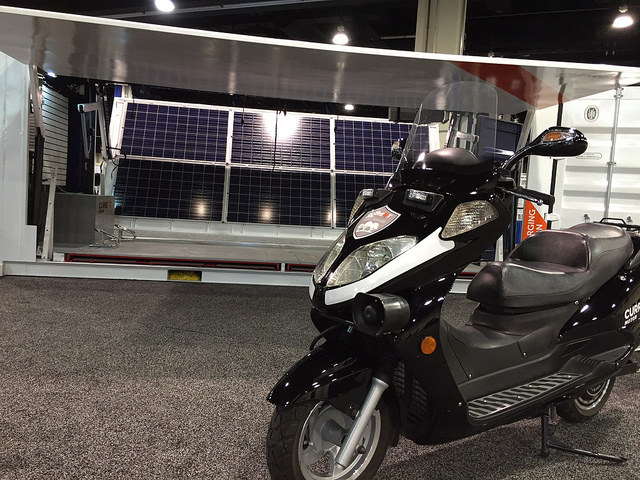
<box><xmin>467</xmin><ymin>223</ymin><xmax>633</xmax><ymax>310</ymax></box>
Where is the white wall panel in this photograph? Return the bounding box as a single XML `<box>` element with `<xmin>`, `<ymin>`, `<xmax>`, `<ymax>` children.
<box><xmin>529</xmin><ymin>87</ymin><xmax>640</xmax><ymax>228</ymax></box>
<box><xmin>0</xmin><ymin>52</ymin><xmax>36</xmax><ymax>262</ymax></box>
<box><xmin>609</xmin><ymin>88</ymin><xmax>640</xmax><ymax>223</ymax></box>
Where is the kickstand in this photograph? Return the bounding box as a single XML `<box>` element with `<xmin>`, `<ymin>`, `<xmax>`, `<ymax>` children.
<box><xmin>540</xmin><ymin>405</ymin><xmax>627</xmax><ymax>463</ymax></box>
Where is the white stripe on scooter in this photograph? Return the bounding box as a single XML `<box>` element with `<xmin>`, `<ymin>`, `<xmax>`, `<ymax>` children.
<box><xmin>324</xmin><ymin>228</ymin><xmax>455</xmax><ymax>306</ymax></box>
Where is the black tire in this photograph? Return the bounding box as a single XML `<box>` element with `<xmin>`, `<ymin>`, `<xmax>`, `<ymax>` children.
<box><xmin>557</xmin><ymin>378</ymin><xmax>615</xmax><ymax>423</ymax></box>
<box><xmin>266</xmin><ymin>400</ymin><xmax>393</xmax><ymax>480</ymax></box>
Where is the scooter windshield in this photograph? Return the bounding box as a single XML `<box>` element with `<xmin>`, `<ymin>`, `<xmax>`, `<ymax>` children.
<box><xmin>400</xmin><ymin>81</ymin><xmax>499</xmax><ymax>171</ymax></box>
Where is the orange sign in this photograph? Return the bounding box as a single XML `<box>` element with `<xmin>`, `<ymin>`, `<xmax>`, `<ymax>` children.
<box><xmin>523</xmin><ymin>200</ymin><xmax>547</xmax><ymax>239</ymax></box>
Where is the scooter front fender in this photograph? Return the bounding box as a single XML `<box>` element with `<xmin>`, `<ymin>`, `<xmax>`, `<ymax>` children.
<box><xmin>267</xmin><ymin>340</ymin><xmax>373</xmax><ymax>414</ymax></box>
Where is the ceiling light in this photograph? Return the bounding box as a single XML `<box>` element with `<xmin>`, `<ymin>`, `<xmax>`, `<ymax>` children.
<box><xmin>344</xmin><ymin>104</ymin><xmax>355</xmax><ymax>111</ymax></box>
<box><xmin>155</xmin><ymin>0</ymin><xmax>175</xmax><ymax>13</ymax></box>
<box><xmin>613</xmin><ymin>5</ymin><xmax>634</xmax><ymax>28</ymax></box>
<box><xmin>332</xmin><ymin>26</ymin><xmax>349</xmax><ymax>45</ymax></box>
<box><xmin>46</xmin><ymin>71</ymin><xmax>57</xmax><ymax>78</ymax></box>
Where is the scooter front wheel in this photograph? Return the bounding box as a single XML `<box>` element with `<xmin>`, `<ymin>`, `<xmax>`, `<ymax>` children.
<box><xmin>266</xmin><ymin>400</ymin><xmax>392</xmax><ymax>480</ymax></box>
<box><xmin>557</xmin><ymin>378</ymin><xmax>615</xmax><ymax>423</ymax></box>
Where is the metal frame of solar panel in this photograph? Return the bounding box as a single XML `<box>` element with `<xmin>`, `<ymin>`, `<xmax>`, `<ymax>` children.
<box><xmin>113</xmin><ymin>98</ymin><xmax>412</xmax><ymax>229</ymax></box>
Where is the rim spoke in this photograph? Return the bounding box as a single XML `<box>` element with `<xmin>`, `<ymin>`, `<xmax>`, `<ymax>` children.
<box><xmin>326</xmin><ymin>449</ymin><xmax>337</xmax><ymax>476</ymax></box>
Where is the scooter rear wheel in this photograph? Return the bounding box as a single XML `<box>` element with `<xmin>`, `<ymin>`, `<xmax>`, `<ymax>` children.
<box><xmin>266</xmin><ymin>400</ymin><xmax>392</xmax><ymax>480</ymax></box>
<box><xmin>557</xmin><ymin>378</ymin><xmax>615</xmax><ymax>423</ymax></box>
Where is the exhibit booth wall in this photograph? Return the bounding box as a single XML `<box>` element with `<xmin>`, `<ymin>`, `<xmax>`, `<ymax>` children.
<box><xmin>2</xmin><ymin>7</ymin><xmax>640</xmax><ymax>283</ymax></box>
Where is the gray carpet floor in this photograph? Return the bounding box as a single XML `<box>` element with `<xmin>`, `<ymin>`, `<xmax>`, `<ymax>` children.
<box><xmin>0</xmin><ymin>276</ymin><xmax>638</xmax><ymax>479</ymax></box>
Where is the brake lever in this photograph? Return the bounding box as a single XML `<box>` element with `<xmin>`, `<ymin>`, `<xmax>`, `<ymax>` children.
<box><xmin>498</xmin><ymin>187</ymin><xmax>555</xmax><ymax>207</ymax></box>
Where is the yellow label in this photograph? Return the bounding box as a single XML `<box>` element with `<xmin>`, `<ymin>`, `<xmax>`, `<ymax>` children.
<box><xmin>168</xmin><ymin>270</ymin><xmax>202</xmax><ymax>282</ymax></box>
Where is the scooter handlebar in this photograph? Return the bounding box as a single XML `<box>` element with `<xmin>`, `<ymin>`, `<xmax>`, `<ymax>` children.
<box><xmin>505</xmin><ymin>186</ymin><xmax>555</xmax><ymax>208</ymax></box>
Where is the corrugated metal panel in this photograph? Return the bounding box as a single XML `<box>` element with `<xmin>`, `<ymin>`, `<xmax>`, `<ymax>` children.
<box><xmin>28</xmin><ymin>108</ymin><xmax>36</xmax><ymax>152</ymax></box>
<box><xmin>41</xmin><ymin>85</ymin><xmax>68</xmax><ymax>184</ymax></box>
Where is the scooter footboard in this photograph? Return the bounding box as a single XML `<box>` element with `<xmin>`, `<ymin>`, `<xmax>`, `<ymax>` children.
<box><xmin>267</xmin><ymin>340</ymin><xmax>373</xmax><ymax>414</ymax></box>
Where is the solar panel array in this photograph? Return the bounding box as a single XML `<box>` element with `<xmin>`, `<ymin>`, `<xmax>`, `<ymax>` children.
<box><xmin>114</xmin><ymin>100</ymin><xmax>413</xmax><ymax>228</ymax></box>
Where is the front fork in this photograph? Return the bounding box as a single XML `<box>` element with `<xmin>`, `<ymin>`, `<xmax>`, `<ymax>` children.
<box><xmin>334</xmin><ymin>376</ymin><xmax>389</xmax><ymax>470</ymax></box>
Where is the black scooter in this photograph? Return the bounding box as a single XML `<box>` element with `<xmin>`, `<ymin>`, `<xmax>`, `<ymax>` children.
<box><xmin>266</xmin><ymin>82</ymin><xmax>640</xmax><ymax>480</ymax></box>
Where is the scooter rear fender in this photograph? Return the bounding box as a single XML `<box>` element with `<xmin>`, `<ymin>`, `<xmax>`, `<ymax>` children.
<box><xmin>267</xmin><ymin>339</ymin><xmax>372</xmax><ymax>414</ymax></box>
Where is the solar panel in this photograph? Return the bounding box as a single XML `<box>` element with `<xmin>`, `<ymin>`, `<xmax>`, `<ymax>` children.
<box><xmin>227</xmin><ymin>167</ymin><xmax>331</xmax><ymax>227</ymax></box>
<box><xmin>335</xmin><ymin>119</ymin><xmax>410</xmax><ymax>173</ymax></box>
<box><xmin>121</xmin><ymin>103</ymin><xmax>228</xmax><ymax>163</ymax></box>
<box><xmin>231</xmin><ymin>111</ymin><xmax>330</xmax><ymax>169</ymax></box>
<box><xmin>113</xmin><ymin>158</ymin><xmax>226</xmax><ymax>221</ymax></box>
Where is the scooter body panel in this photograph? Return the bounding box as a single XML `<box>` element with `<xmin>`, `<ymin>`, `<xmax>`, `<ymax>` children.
<box><xmin>267</xmin><ymin>337</ymin><xmax>372</xmax><ymax>414</ymax></box>
<box><xmin>560</xmin><ymin>262</ymin><xmax>640</xmax><ymax>350</ymax></box>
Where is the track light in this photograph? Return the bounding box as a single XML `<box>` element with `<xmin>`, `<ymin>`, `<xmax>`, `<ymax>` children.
<box><xmin>613</xmin><ymin>5</ymin><xmax>634</xmax><ymax>28</ymax></box>
<box><xmin>332</xmin><ymin>26</ymin><xmax>349</xmax><ymax>45</ymax></box>
<box><xmin>155</xmin><ymin>0</ymin><xmax>175</xmax><ymax>13</ymax></box>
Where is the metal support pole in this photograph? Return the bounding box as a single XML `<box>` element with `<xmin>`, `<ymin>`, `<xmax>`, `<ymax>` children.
<box><xmin>42</xmin><ymin>167</ymin><xmax>57</xmax><ymax>260</ymax></box>
<box><xmin>604</xmin><ymin>87</ymin><xmax>623</xmax><ymax>218</ymax></box>
<box><xmin>547</xmin><ymin>84</ymin><xmax>566</xmax><ymax>229</ymax></box>
<box><xmin>516</xmin><ymin>109</ymin><xmax>534</xmax><ymax>152</ymax></box>
<box><xmin>414</xmin><ymin>0</ymin><xmax>467</xmax><ymax>54</ymax></box>
<box><xmin>546</xmin><ymin>159</ymin><xmax>559</xmax><ymax>229</ymax></box>
<box><xmin>221</xmin><ymin>110</ymin><xmax>234</xmax><ymax>223</ymax></box>
<box><xmin>28</xmin><ymin>66</ymin><xmax>45</xmax><ymax>136</ymax></box>
<box><xmin>329</xmin><ymin>117</ymin><xmax>337</xmax><ymax>229</ymax></box>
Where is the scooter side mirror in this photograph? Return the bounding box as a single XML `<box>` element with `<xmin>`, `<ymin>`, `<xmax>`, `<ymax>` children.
<box><xmin>501</xmin><ymin>126</ymin><xmax>587</xmax><ymax>171</ymax></box>
<box><xmin>528</xmin><ymin>127</ymin><xmax>588</xmax><ymax>157</ymax></box>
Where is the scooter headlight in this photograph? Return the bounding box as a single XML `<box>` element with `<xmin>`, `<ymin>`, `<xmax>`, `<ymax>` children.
<box><xmin>326</xmin><ymin>236</ymin><xmax>417</xmax><ymax>288</ymax></box>
<box><xmin>313</xmin><ymin>232</ymin><xmax>346</xmax><ymax>283</ymax></box>
<box><xmin>441</xmin><ymin>200</ymin><xmax>498</xmax><ymax>239</ymax></box>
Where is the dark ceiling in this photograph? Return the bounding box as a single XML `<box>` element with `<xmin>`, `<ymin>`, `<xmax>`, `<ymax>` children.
<box><xmin>3</xmin><ymin>0</ymin><xmax>640</xmax><ymax>66</ymax></box>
